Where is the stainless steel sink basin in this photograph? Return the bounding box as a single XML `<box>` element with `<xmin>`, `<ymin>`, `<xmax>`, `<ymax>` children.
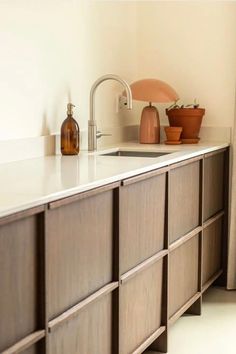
<box><xmin>101</xmin><ymin>150</ymin><xmax>170</xmax><ymax>158</ymax></box>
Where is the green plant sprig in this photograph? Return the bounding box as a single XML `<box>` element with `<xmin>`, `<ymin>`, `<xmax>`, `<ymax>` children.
<box><xmin>167</xmin><ymin>99</ymin><xmax>199</xmax><ymax>111</ymax></box>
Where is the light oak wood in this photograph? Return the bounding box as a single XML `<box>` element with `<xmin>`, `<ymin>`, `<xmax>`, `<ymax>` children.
<box><xmin>48</xmin><ymin>293</ymin><xmax>113</xmax><ymax>354</ymax></box>
<box><xmin>119</xmin><ymin>260</ymin><xmax>163</xmax><ymax>354</ymax></box>
<box><xmin>202</xmin><ymin>217</ymin><xmax>223</xmax><ymax>286</ymax></box>
<box><xmin>169</xmin><ymin>226</ymin><xmax>202</xmax><ymax>252</ymax></box>
<box><xmin>120</xmin><ymin>172</ymin><xmax>166</xmax><ymax>274</ymax></box>
<box><xmin>169</xmin><ymin>161</ymin><xmax>200</xmax><ymax>244</ymax></box>
<box><xmin>0</xmin><ymin>205</ymin><xmax>45</xmax><ymax>226</ymax></box>
<box><xmin>204</xmin><ymin>148</ymin><xmax>227</xmax><ymax>158</ymax></box>
<box><xmin>120</xmin><ymin>249</ymin><xmax>168</xmax><ymax>284</ymax></box>
<box><xmin>202</xmin><ymin>269</ymin><xmax>223</xmax><ymax>293</ymax></box>
<box><xmin>47</xmin><ymin>189</ymin><xmax>114</xmax><ymax>319</ymax></box>
<box><xmin>21</xmin><ymin>345</ymin><xmax>40</xmax><ymax>354</ymax></box>
<box><xmin>48</xmin><ymin>282</ymin><xmax>118</xmax><ymax>332</ymax></box>
<box><xmin>169</xmin><ymin>235</ymin><xmax>199</xmax><ymax>318</ymax></box>
<box><xmin>169</xmin><ymin>155</ymin><xmax>202</xmax><ymax>170</ymax></box>
<box><xmin>0</xmin><ymin>215</ymin><xmax>42</xmax><ymax>352</ymax></box>
<box><xmin>149</xmin><ymin>255</ymin><xmax>169</xmax><ymax>353</ymax></box>
<box><xmin>0</xmin><ymin>147</ymin><xmax>229</xmax><ymax>354</ymax></box>
<box><xmin>169</xmin><ymin>292</ymin><xmax>201</xmax><ymax>325</ymax></box>
<box><xmin>48</xmin><ymin>181</ymin><xmax>120</xmax><ymax>209</ymax></box>
<box><xmin>2</xmin><ymin>331</ymin><xmax>45</xmax><ymax>354</ymax></box>
<box><xmin>122</xmin><ymin>166</ymin><xmax>169</xmax><ymax>186</ymax></box>
<box><xmin>204</xmin><ymin>151</ymin><xmax>224</xmax><ymax>221</ymax></box>
<box><xmin>185</xmin><ymin>296</ymin><xmax>202</xmax><ymax>316</ymax></box>
<box><xmin>203</xmin><ymin>210</ymin><xmax>224</xmax><ymax>229</ymax></box>
<box><xmin>132</xmin><ymin>326</ymin><xmax>166</xmax><ymax>354</ymax></box>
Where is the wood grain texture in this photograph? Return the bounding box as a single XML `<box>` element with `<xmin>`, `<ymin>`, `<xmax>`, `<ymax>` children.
<box><xmin>48</xmin><ymin>293</ymin><xmax>113</xmax><ymax>354</ymax></box>
<box><xmin>120</xmin><ymin>173</ymin><xmax>166</xmax><ymax>274</ymax></box>
<box><xmin>48</xmin><ymin>282</ymin><xmax>118</xmax><ymax>332</ymax></box>
<box><xmin>0</xmin><ymin>216</ymin><xmax>40</xmax><ymax>352</ymax></box>
<box><xmin>119</xmin><ymin>260</ymin><xmax>163</xmax><ymax>354</ymax></box>
<box><xmin>21</xmin><ymin>344</ymin><xmax>41</xmax><ymax>354</ymax></box>
<box><xmin>47</xmin><ymin>189</ymin><xmax>114</xmax><ymax>319</ymax></box>
<box><xmin>202</xmin><ymin>217</ymin><xmax>223</xmax><ymax>286</ymax></box>
<box><xmin>49</xmin><ymin>181</ymin><xmax>120</xmax><ymax>209</ymax></box>
<box><xmin>0</xmin><ymin>205</ymin><xmax>45</xmax><ymax>226</ymax></box>
<box><xmin>132</xmin><ymin>326</ymin><xmax>166</xmax><ymax>354</ymax></box>
<box><xmin>169</xmin><ymin>292</ymin><xmax>201</xmax><ymax>325</ymax></box>
<box><xmin>169</xmin><ymin>161</ymin><xmax>200</xmax><ymax>244</ymax></box>
<box><xmin>120</xmin><ymin>250</ymin><xmax>167</xmax><ymax>284</ymax></box>
<box><xmin>2</xmin><ymin>331</ymin><xmax>45</xmax><ymax>354</ymax></box>
<box><xmin>169</xmin><ymin>235</ymin><xmax>199</xmax><ymax>318</ymax></box>
<box><xmin>122</xmin><ymin>166</ymin><xmax>169</xmax><ymax>186</ymax></box>
<box><xmin>204</xmin><ymin>152</ymin><xmax>224</xmax><ymax>221</ymax></box>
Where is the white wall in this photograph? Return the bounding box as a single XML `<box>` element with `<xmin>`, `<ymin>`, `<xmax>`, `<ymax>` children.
<box><xmin>0</xmin><ymin>1</ymin><xmax>236</xmax><ymax>147</ymax></box>
<box><xmin>0</xmin><ymin>0</ymin><xmax>138</xmax><ymax>144</ymax></box>
<box><xmin>135</xmin><ymin>1</ymin><xmax>236</xmax><ymax>129</ymax></box>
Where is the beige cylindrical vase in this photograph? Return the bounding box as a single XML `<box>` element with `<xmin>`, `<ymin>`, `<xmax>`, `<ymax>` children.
<box><xmin>139</xmin><ymin>105</ymin><xmax>160</xmax><ymax>144</ymax></box>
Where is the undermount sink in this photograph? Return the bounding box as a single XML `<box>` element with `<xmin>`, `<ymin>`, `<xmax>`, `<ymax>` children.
<box><xmin>100</xmin><ymin>150</ymin><xmax>171</xmax><ymax>158</ymax></box>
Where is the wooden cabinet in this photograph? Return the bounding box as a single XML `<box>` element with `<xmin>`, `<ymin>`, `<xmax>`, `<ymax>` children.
<box><xmin>48</xmin><ymin>293</ymin><xmax>113</xmax><ymax>354</ymax></box>
<box><xmin>169</xmin><ymin>160</ymin><xmax>200</xmax><ymax>244</ymax></box>
<box><xmin>22</xmin><ymin>343</ymin><xmax>42</xmax><ymax>354</ymax></box>
<box><xmin>204</xmin><ymin>151</ymin><xmax>224</xmax><ymax>221</ymax></box>
<box><xmin>47</xmin><ymin>187</ymin><xmax>114</xmax><ymax>319</ymax></box>
<box><xmin>0</xmin><ymin>210</ymin><xmax>45</xmax><ymax>353</ymax></box>
<box><xmin>0</xmin><ymin>148</ymin><xmax>229</xmax><ymax>354</ymax></box>
<box><xmin>120</xmin><ymin>171</ymin><xmax>166</xmax><ymax>274</ymax></box>
<box><xmin>169</xmin><ymin>235</ymin><xmax>200</xmax><ymax>319</ymax></box>
<box><xmin>202</xmin><ymin>217</ymin><xmax>223</xmax><ymax>287</ymax></box>
<box><xmin>120</xmin><ymin>259</ymin><xmax>163</xmax><ymax>354</ymax></box>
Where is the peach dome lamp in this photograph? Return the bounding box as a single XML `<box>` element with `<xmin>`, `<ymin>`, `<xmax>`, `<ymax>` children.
<box><xmin>126</xmin><ymin>79</ymin><xmax>179</xmax><ymax>144</ymax></box>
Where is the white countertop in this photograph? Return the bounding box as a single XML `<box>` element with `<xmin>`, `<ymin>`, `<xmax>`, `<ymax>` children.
<box><xmin>0</xmin><ymin>141</ymin><xmax>229</xmax><ymax>219</ymax></box>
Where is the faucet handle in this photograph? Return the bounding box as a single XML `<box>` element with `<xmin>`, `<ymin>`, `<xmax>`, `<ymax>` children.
<box><xmin>96</xmin><ymin>130</ymin><xmax>112</xmax><ymax>139</ymax></box>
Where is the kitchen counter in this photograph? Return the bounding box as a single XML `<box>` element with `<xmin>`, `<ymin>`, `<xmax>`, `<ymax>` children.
<box><xmin>0</xmin><ymin>141</ymin><xmax>229</xmax><ymax>218</ymax></box>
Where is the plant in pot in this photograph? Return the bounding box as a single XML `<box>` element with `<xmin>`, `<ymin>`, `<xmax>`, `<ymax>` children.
<box><xmin>166</xmin><ymin>99</ymin><xmax>205</xmax><ymax>143</ymax></box>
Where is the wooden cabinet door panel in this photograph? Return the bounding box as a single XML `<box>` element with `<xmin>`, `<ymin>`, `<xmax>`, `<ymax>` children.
<box><xmin>22</xmin><ymin>343</ymin><xmax>41</xmax><ymax>354</ymax></box>
<box><xmin>169</xmin><ymin>161</ymin><xmax>200</xmax><ymax>244</ymax></box>
<box><xmin>202</xmin><ymin>218</ymin><xmax>223</xmax><ymax>285</ymax></box>
<box><xmin>120</xmin><ymin>173</ymin><xmax>166</xmax><ymax>274</ymax></box>
<box><xmin>169</xmin><ymin>235</ymin><xmax>199</xmax><ymax>318</ymax></box>
<box><xmin>47</xmin><ymin>190</ymin><xmax>114</xmax><ymax>319</ymax></box>
<box><xmin>120</xmin><ymin>260</ymin><xmax>163</xmax><ymax>354</ymax></box>
<box><xmin>204</xmin><ymin>152</ymin><xmax>224</xmax><ymax>221</ymax></box>
<box><xmin>0</xmin><ymin>216</ymin><xmax>40</xmax><ymax>352</ymax></box>
<box><xmin>48</xmin><ymin>293</ymin><xmax>112</xmax><ymax>354</ymax></box>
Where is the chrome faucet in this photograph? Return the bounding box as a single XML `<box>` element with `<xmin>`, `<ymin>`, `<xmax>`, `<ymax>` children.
<box><xmin>88</xmin><ymin>74</ymin><xmax>133</xmax><ymax>151</ymax></box>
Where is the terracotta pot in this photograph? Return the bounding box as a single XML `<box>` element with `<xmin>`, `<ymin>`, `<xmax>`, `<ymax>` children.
<box><xmin>166</xmin><ymin>108</ymin><xmax>205</xmax><ymax>142</ymax></box>
<box><xmin>164</xmin><ymin>126</ymin><xmax>182</xmax><ymax>142</ymax></box>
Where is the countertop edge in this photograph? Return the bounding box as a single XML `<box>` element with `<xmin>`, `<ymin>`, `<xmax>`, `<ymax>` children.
<box><xmin>0</xmin><ymin>142</ymin><xmax>230</xmax><ymax>219</ymax></box>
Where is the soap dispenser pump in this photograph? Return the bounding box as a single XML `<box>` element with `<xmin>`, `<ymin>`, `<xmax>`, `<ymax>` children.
<box><xmin>61</xmin><ymin>103</ymin><xmax>80</xmax><ymax>155</ymax></box>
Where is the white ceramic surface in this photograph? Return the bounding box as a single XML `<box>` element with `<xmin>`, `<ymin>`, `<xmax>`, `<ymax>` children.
<box><xmin>0</xmin><ymin>141</ymin><xmax>229</xmax><ymax>218</ymax></box>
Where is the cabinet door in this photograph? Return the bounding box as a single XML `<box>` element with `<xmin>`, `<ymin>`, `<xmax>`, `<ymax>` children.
<box><xmin>48</xmin><ymin>293</ymin><xmax>113</xmax><ymax>354</ymax></box>
<box><xmin>169</xmin><ymin>235</ymin><xmax>199</xmax><ymax>318</ymax></box>
<box><xmin>120</xmin><ymin>172</ymin><xmax>166</xmax><ymax>274</ymax></box>
<box><xmin>22</xmin><ymin>342</ymin><xmax>42</xmax><ymax>354</ymax></box>
<box><xmin>47</xmin><ymin>188</ymin><xmax>114</xmax><ymax>319</ymax></box>
<box><xmin>0</xmin><ymin>214</ymin><xmax>42</xmax><ymax>352</ymax></box>
<box><xmin>204</xmin><ymin>152</ymin><xmax>224</xmax><ymax>221</ymax></box>
<box><xmin>120</xmin><ymin>260</ymin><xmax>163</xmax><ymax>354</ymax></box>
<box><xmin>169</xmin><ymin>161</ymin><xmax>200</xmax><ymax>244</ymax></box>
<box><xmin>202</xmin><ymin>217</ymin><xmax>223</xmax><ymax>286</ymax></box>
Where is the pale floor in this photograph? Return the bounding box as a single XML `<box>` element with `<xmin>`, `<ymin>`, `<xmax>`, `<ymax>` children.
<box><xmin>147</xmin><ymin>287</ymin><xmax>236</xmax><ymax>354</ymax></box>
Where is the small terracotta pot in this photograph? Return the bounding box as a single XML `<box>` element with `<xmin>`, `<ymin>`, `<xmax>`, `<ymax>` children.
<box><xmin>166</xmin><ymin>108</ymin><xmax>205</xmax><ymax>142</ymax></box>
<box><xmin>164</xmin><ymin>126</ymin><xmax>182</xmax><ymax>142</ymax></box>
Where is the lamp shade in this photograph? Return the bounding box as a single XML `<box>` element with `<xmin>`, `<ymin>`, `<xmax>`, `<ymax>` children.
<box><xmin>127</xmin><ymin>79</ymin><xmax>179</xmax><ymax>103</ymax></box>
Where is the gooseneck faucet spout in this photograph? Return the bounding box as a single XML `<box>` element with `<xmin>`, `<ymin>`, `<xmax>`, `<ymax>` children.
<box><xmin>88</xmin><ymin>74</ymin><xmax>133</xmax><ymax>152</ymax></box>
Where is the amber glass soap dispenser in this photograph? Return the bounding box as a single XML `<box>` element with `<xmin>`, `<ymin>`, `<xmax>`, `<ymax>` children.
<box><xmin>61</xmin><ymin>103</ymin><xmax>80</xmax><ymax>155</ymax></box>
